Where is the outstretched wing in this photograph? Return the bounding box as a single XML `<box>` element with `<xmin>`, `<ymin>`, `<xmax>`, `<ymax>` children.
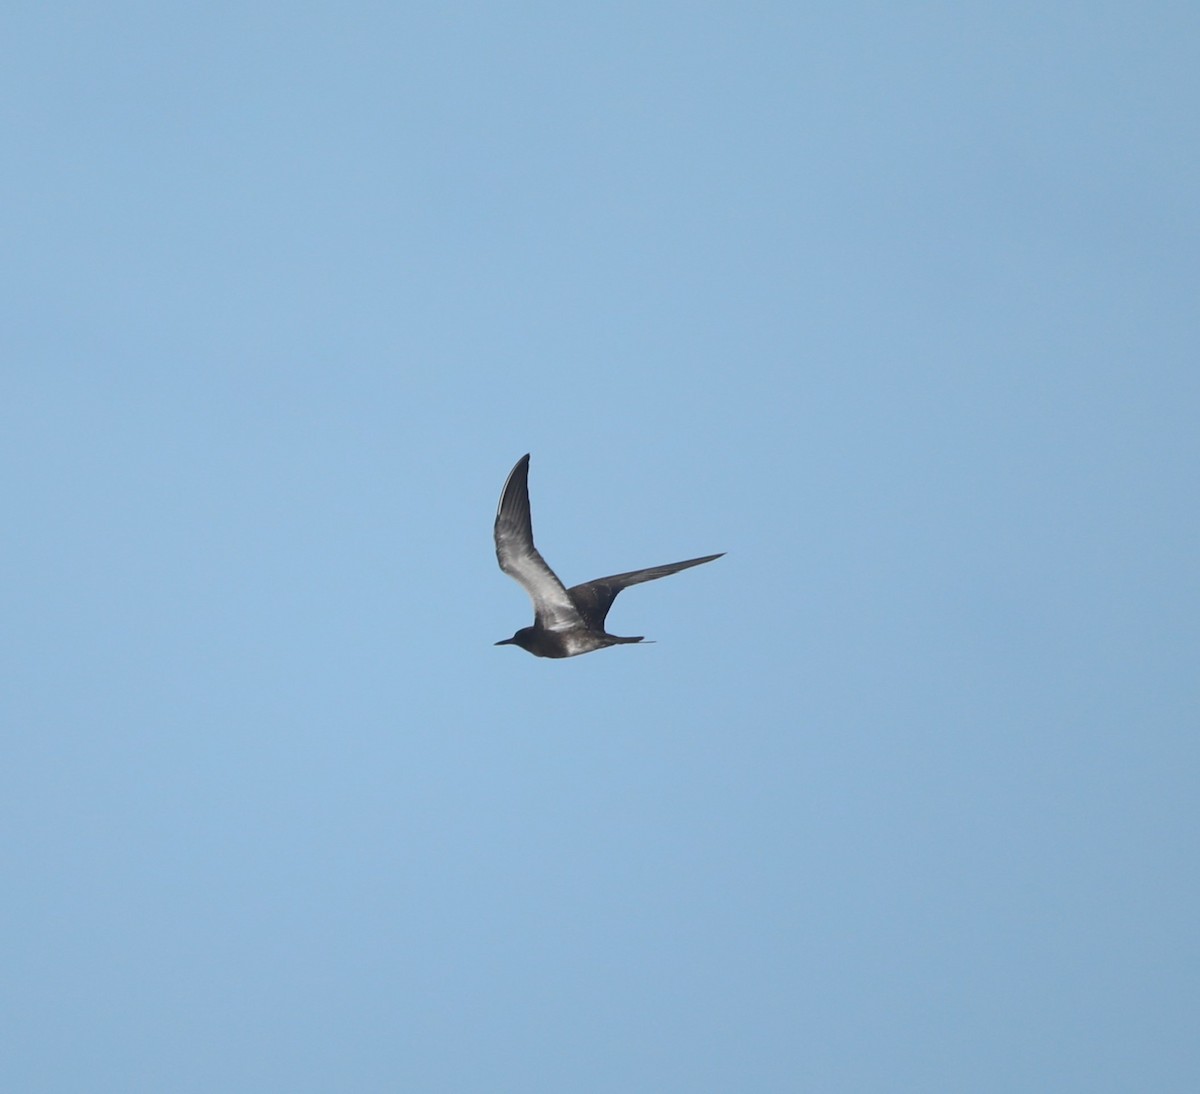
<box><xmin>494</xmin><ymin>454</ymin><xmax>584</xmax><ymax>632</ymax></box>
<box><xmin>568</xmin><ymin>553</ymin><xmax>724</xmax><ymax>629</ymax></box>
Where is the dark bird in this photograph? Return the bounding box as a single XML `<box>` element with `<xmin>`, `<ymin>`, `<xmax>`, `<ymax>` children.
<box><xmin>493</xmin><ymin>454</ymin><xmax>722</xmax><ymax>658</ymax></box>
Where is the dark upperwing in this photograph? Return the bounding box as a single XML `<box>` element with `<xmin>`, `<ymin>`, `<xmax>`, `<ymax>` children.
<box><xmin>567</xmin><ymin>553</ymin><xmax>724</xmax><ymax>630</ymax></box>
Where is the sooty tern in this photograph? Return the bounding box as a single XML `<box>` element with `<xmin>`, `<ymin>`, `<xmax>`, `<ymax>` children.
<box><xmin>493</xmin><ymin>454</ymin><xmax>722</xmax><ymax>658</ymax></box>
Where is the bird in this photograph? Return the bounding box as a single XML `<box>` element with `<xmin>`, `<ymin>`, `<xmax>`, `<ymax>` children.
<box><xmin>493</xmin><ymin>453</ymin><xmax>722</xmax><ymax>658</ymax></box>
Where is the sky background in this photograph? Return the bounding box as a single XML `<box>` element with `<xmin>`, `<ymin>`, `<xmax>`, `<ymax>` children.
<box><xmin>3</xmin><ymin>3</ymin><xmax>1198</xmax><ymax>1091</ymax></box>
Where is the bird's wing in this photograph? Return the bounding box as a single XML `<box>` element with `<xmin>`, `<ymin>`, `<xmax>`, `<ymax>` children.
<box><xmin>494</xmin><ymin>454</ymin><xmax>584</xmax><ymax>632</ymax></box>
<box><xmin>568</xmin><ymin>553</ymin><xmax>724</xmax><ymax>629</ymax></box>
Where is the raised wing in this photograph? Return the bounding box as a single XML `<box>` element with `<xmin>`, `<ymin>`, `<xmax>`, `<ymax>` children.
<box><xmin>494</xmin><ymin>454</ymin><xmax>584</xmax><ymax>632</ymax></box>
<box><xmin>567</xmin><ymin>553</ymin><xmax>724</xmax><ymax>629</ymax></box>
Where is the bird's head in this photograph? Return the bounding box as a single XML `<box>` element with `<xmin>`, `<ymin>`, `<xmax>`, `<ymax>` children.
<box><xmin>495</xmin><ymin>627</ymin><xmax>537</xmax><ymax>652</ymax></box>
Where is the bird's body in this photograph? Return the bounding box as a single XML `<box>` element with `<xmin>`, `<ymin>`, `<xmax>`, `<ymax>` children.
<box><xmin>493</xmin><ymin>454</ymin><xmax>722</xmax><ymax>658</ymax></box>
<box><xmin>495</xmin><ymin>625</ymin><xmax>643</xmax><ymax>660</ymax></box>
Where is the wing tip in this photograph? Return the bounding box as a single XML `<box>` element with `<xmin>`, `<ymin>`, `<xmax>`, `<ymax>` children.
<box><xmin>496</xmin><ymin>453</ymin><xmax>533</xmax><ymax>519</ymax></box>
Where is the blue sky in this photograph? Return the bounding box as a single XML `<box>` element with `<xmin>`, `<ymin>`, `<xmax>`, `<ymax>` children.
<box><xmin>3</xmin><ymin>3</ymin><xmax>1197</xmax><ymax>1090</ymax></box>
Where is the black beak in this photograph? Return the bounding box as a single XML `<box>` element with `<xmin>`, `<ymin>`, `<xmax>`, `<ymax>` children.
<box><xmin>495</xmin><ymin>637</ymin><xmax>514</xmax><ymax>646</ymax></box>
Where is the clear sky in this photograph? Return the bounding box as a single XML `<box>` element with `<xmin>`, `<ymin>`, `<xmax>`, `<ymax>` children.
<box><xmin>3</xmin><ymin>4</ymin><xmax>1197</xmax><ymax>1091</ymax></box>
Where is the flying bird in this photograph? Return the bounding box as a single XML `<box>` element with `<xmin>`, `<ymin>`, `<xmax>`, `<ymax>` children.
<box><xmin>493</xmin><ymin>453</ymin><xmax>722</xmax><ymax>658</ymax></box>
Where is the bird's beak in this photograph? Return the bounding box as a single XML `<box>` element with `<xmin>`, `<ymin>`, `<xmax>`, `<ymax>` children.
<box><xmin>494</xmin><ymin>637</ymin><xmax>514</xmax><ymax>646</ymax></box>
